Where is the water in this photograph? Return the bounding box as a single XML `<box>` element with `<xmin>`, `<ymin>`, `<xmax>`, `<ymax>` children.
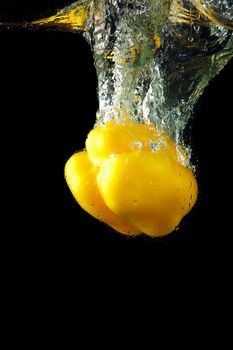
<box><xmin>2</xmin><ymin>0</ymin><xmax>232</xmax><ymax>151</ymax></box>
<box><xmin>81</xmin><ymin>0</ymin><xmax>233</xmax><ymax>144</ymax></box>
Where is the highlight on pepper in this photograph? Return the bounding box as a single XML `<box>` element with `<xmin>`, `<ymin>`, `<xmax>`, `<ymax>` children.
<box><xmin>65</xmin><ymin>118</ymin><xmax>198</xmax><ymax>237</ymax></box>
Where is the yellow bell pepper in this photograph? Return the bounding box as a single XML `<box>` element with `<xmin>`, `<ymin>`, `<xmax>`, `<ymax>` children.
<box><xmin>65</xmin><ymin>151</ymin><xmax>140</xmax><ymax>235</ymax></box>
<box><xmin>65</xmin><ymin>118</ymin><xmax>198</xmax><ymax>237</ymax></box>
<box><xmin>97</xmin><ymin>150</ymin><xmax>197</xmax><ymax>236</ymax></box>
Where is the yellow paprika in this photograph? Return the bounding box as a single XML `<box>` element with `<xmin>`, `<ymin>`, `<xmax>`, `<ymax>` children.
<box><xmin>65</xmin><ymin>118</ymin><xmax>198</xmax><ymax>237</ymax></box>
<box><xmin>64</xmin><ymin>151</ymin><xmax>140</xmax><ymax>235</ymax></box>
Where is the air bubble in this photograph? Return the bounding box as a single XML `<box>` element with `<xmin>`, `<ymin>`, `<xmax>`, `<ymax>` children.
<box><xmin>149</xmin><ymin>140</ymin><xmax>159</xmax><ymax>152</ymax></box>
<box><xmin>131</xmin><ymin>140</ymin><xmax>142</xmax><ymax>151</ymax></box>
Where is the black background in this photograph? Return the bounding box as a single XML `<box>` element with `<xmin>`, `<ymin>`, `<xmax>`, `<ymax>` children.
<box><xmin>1</xmin><ymin>1</ymin><xmax>232</xmax><ymax>284</ymax></box>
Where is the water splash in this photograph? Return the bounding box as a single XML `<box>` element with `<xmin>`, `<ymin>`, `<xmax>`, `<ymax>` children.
<box><xmin>5</xmin><ymin>0</ymin><xmax>231</xmax><ymax>148</ymax></box>
<box><xmin>26</xmin><ymin>0</ymin><xmax>232</xmax><ymax>166</ymax></box>
<box><xmin>51</xmin><ymin>1</ymin><xmax>231</xmax><ymax>143</ymax></box>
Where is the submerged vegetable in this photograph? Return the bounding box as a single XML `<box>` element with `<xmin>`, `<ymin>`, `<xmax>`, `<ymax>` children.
<box><xmin>65</xmin><ymin>151</ymin><xmax>140</xmax><ymax>235</ymax></box>
<box><xmin>65</xmin><ymin>118</ymin><xmax>198</xmax><ymax>237</ymax></box>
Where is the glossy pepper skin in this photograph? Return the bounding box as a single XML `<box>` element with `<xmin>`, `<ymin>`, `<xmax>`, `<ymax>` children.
<box><xmin>65</xmin><ymin>118</ymin><xmax>198</xmax><ymax>237</ymax></box>
<box><xmin>65</xmin><ymin>151</ymin><xmax>140</xmax><ymax>235</ymax></box>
